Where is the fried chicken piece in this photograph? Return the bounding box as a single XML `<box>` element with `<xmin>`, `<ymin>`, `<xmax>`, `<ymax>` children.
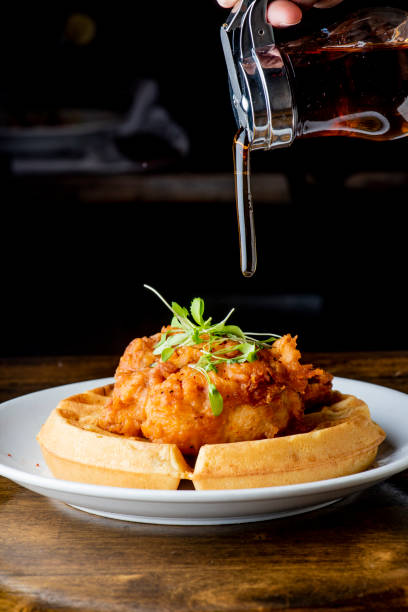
<box><xmin>98</xmin><ymin>332</ymin><xmax>333</xmax><ymax>455</ymax></box>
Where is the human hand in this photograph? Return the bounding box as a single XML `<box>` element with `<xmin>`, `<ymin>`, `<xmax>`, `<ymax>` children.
<box><xmin>217</xmin><ymin>0</ymin><xmax>344</xmax><ymax>28</ymax></box>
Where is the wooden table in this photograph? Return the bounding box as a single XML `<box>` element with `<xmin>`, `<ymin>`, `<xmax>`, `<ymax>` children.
<box><xmin>1</xmin><ymin>353</ymin><xmax>407</xmax><ymax>611</ymax></box>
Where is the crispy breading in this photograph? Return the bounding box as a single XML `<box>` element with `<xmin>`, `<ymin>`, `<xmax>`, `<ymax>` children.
<box><xmin>98</xmin><ymin>332</ymin><xmax>333</xmax><ymax>455</ymax></box>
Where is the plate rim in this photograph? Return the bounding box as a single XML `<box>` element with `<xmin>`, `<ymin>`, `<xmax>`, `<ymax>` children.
<box><xmin>1</xmin><ymin>376</ymin><xmax>407</xmax><ymax>502</ymax></box>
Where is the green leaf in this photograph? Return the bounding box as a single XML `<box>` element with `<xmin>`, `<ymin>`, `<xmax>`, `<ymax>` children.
<box><xmin>208</xmin><ymin>384</ymin><xmax>223</xmax><ymax>416</ymax></box>
<box><xmin>236</xmin><ymin>343</ymin><xmax>258</xmax><ymax>363</ymax></box>
<box><xmin>222</xmin><ymin>325</ymin><xmax>245</xmax><ymax>339</ymax></box>
<box><xmin>154</xmin><ymin>332</ymin><xmax>168</xmax><ymax>349</ymax></box>
<box><xmin>190</xmin><ymin>297</ymin><xmax>205</xmax><ymax>326</ymax></box>
<box><xmin>172</xmin><ymin>302</ymin><xmax>189</xmax><ymax>319</ymax></box>
<box><xmin>171</xmin><ymin>315</ymin><xmax>183</xmax><ymax>328</ymax></box>
<box><xmin>161</xmin><ymin>347</ymin><xmax>175</xmax><ymax>362</ymax></box>
<box><xmin>193</xmin><ymin>356</ymin><xmax>206</xmax><ymax>369</ymax></box>
<box><xmin>246</xmin><ymin>350</ymin><xmax>258</xmax><ymax>362</ymax></box>
<box><xmin>205</xmin><ymin>322</ymin><xmax>224</xmax><ymax>334</ymax></box>
<box><xmin>237</xmin><ymin>342</ymin><xmax>254</xmax><ymax>354</ymax></box>
<box><xmin>167</xmin><ymin>332</ymin><xmax>188</xmax><ymax>347</ymax></box>
<box><xmin>153</xmin><ymin>332</ymin><xmax>189</xmax><ymax>356</ymax></box>
<box><xmin>192</xmin><ymin>329</ymin><xmax>202</xmax><ymax>344</ymax></box>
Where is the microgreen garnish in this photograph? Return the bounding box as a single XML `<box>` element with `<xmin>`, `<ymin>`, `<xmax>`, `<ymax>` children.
<box><xmin>144</xmin><ymin>285</ymin><xmax>281</xmax><ymax>416</ymax></box>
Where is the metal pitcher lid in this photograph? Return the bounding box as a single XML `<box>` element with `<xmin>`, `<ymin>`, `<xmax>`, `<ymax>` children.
<box><xmin>221</xmin><ymin>0</ymin><xmax>295</xmax><ymax>150</ymax></box>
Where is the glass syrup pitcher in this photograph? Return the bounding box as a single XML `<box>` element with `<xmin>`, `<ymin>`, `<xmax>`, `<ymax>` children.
<box><xmin>221</xmin><ymin>3</ymin><xmax>408</xmax><ymax>277</ymax></box>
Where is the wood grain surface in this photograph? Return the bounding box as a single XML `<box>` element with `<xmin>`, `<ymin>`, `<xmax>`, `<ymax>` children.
<box><xmin>1</xmin><ymin>353</ymin><xmax>407</xmax><ymax>612</ymax></box>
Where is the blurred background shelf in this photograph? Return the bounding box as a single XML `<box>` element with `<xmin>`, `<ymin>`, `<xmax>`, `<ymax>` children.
<box><xmin>2</xmin><ymin>172</ymin><xmax>290</xmax><ymax>204</ymax></box>
<box><xmin>3</xmin><ymin>170</ymin><xmax>408</xmax><ymax>204</ymax></box>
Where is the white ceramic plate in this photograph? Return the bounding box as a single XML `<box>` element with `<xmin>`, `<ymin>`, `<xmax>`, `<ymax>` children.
<box><xmin>0</xmin><ymin>377</ymin><xmax>407</xmax><ymax>525</ymax></box>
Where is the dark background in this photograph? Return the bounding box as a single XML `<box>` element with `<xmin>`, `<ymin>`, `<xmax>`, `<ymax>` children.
<box><xmin>1</xmin><ymin>0</ymin><xmax>407</xmax><ymax>357</ymax></box>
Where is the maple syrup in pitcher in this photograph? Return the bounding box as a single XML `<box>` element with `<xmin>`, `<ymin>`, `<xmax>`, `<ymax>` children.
<box><xmin>224</xmin><ymin>6</ymin><xmax>408</xmax><ymax>276</ymax></box>
<box><xmin>284</xmin><ymin>43</ymin><xmax>408</xmax><ymax>141</ymax></box>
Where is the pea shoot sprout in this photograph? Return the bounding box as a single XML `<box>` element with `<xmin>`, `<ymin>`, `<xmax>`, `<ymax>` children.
<box><xmin>144</xmin><ymin>285</ymin><xmax>281</xmax><ymax>416</ymax></box>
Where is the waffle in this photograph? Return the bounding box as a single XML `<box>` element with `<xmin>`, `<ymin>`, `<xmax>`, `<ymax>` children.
<box><xmin>37</xmin><ymin>385</ymin><xmax>385</xmax><ymax>490</ymax></box>
<box><xmin>37</xmin><ymin>385</ymin><xmax>192</xmax><ymax>490</ymax></box>
<box><xmin>192</xmin><ymin>395</ymin><xmax>385</xmax><ymax>489</ymax></box>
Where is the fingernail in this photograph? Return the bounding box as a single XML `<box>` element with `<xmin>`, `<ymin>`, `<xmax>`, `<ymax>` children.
<box><xmin>278</xmin><ymin>19</ymin><xmax>302</xmax><ymax>27</ymax></box>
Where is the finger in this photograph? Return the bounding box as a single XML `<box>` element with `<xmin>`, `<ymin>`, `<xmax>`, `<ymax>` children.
<box><xmin>266</xmin><ymin>0</ymin><xmax>302</xmax><ymax>27</ymax></box>
<box><xmin>217</xmin><ymin>0</ymin><xmax>236</xmax><ymax>8</ymax></box>
<box><xmin>314</xmin><ymin>0</ymin><xmax>344</xmax><ymax>7</ymax></box>
<box><xmin>217</xmin><ymin>0</ymin><xmax>303</xmax><ymax>28</ymax></box>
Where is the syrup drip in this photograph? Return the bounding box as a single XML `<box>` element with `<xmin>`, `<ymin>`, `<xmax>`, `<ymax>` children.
<box><xmin>233</xmin><ymin>127</ymin><xmax>257</xmax><ymax>278</ymax></box>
